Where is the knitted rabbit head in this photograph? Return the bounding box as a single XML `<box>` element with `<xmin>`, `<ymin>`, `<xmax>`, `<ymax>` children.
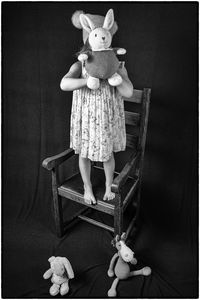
<box><xmin>112</xmin><ymin>233</ymin><xmax>137</xmax><ymax>264</ymax></box>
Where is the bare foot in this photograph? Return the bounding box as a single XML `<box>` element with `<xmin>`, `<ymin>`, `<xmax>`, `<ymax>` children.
<box><xmin>84</xmin><ymin>185</ymin><xmax>96</xmax><ymax>205</ymax></box>
<box><xmin>103</xmin><ymin>186</ymin><xmax>115</xmax><ymax>201</ymax></box>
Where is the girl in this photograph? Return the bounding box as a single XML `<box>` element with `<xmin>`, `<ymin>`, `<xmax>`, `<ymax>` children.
<box><xmin>60</xmin><ymin>11</ymin><xmax>133</xmax><ymax>205</ymax></box>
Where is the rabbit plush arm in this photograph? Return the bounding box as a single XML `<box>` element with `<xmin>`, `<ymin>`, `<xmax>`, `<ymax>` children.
<box><xmin>116</xmin><ymin>66</ymin><xmax>133</xmax><ymax>98</ymax></box>
<box><xmin>78</xmin><ymin>50</ymin><xmax>92</xmax><ymax>62</ymax></box>
<box><xmin>43</xmin><ymin>268</ymin><xmax>53</xmax><ymax>279</ymax></box>
<box><xmin>107</xmin><ymin>253</ymin><xmax>119</xmax><ymax>277</ymax></box>
<box><xmin>60</xmin><ymin>61</ymin><xmax>87</xmax><ymax>91</ymax></box>
<box><xmin>113</xmin><ymin>47</ymin><xmax>127</xmax><ymax>55</ymax></box>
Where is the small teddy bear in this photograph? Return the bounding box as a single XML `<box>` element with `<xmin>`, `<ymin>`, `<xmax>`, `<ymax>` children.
<box><xmin>43</xmin><ymin>256</ymin><xmax>74</xmax><ymax>296</ymax></box>
<box><xmin>107</xmin><ymin>233</ymin><xmax>151</xmax><ymax>297</ymax></box>
<box><xmin>72</xmin><ymin>9</ymin><xmax>126</xmax><ymax>90</ymax></box>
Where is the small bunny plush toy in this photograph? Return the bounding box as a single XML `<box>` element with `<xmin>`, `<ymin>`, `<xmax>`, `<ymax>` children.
<box><xmin>43</xmin><ymin>256</ymin><xmax>74</xmax><ymax>296</ymax></box>
<box><xmin>76</xmin><ymin>9</ymin><xmax>126</xmax><ymax>90</ymax></box>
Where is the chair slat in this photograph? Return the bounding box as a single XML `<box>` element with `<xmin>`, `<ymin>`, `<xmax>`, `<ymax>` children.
<box><xmin>126</xmin><ymin>125</ymin><xmax>140</xmax><ymax>137</ymax></box>
<box><xmin>124</xmin><ymin>89</ymin><xmax>143</xmax><ymax>103</ymax></box>
<box><xmin>125</xmin><ymin>111</ymin><xmax>140</xmax><ymax>126</ymax></box>
<box><xmin>78</xmin><ymin>215</ymin><xmax>114</xmax><ymax>232</ymax></box>
<box><xmin>126</xmin><ymin>133</ymin><xmax>138</xmax><ymax>149</ymax></box>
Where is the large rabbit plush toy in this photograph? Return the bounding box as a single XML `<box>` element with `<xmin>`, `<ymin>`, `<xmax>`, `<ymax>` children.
<box><xmin>72</xmin><ymin>9</ymin><xmax>126</xmax><ymax>90</ymax></box>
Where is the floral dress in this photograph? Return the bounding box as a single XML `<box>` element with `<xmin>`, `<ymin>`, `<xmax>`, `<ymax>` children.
<box><xmin>70</xmin><ymin>62</ymin><xmax>126</xmax><ymax>162</ymax></box>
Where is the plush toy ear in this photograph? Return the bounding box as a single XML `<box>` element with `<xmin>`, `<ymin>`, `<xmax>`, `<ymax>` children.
<box><xmin>63</xmin><ymin>258</ymin><xmax>74</xmax><ymax>279</ymax></box>
<box><xmin>121</xmin><ymin>232</ymin><xmax>127</xmax><ymax>241</ymax></box>
<box><xmin>115</xmin><ymin>234</ymin><xmax>120</xmax><ymax>242</ymax></box>
<box><xmin>103</xmin><ymin>9</ymin><xmax>114</xmax><ymax>31</ymax></box>
<box><xmin>80</xmin><ymin>14</ymin><xmax>95</xmax><ymax>33</ymax></box>
<box><xmin>48</xmin><ymin>256</ymin><xmax>56</xmax><ymax>263</ymax></box>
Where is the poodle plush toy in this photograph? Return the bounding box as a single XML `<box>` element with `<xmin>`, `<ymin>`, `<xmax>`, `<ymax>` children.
<box><xmin>43</xmin><ymin>256</ymin><xmax>74</xmax><ymax>296</ymax></box>
<box><xmin>72</xmin><ymin>9</ymin><xmax>126</xmax><ymax>90</ymax></box>
<box><xmin>107</xmin><ymin>233</ymin><xmax>151</xmax><ymax>297</ymax></box>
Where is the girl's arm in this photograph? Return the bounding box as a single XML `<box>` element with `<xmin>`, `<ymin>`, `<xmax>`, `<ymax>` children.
<box><xmin>60</xmin><ymin>61</ymin><xmax>87</xmax><ymax>91</ymax></box>
<box><xmin>116</xmin><ymin>66</ymin><xmax>134</xmax><ymax>98</ymax></box>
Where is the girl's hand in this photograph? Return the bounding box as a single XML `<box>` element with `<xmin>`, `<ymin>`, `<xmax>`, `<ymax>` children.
<box><xmin>116</xmin><ymin>66</ymin><xmax>134</xmax><ymax>98</ymax></box>
<box><xmin>117</xmin><ymin>65</ymin><xmax>128</xmax><ymax>78</ymax></box>
<box><xmin>60</xmin><ymin>62</ymin><xmax>88</xmax><ymax>91</ymax></box>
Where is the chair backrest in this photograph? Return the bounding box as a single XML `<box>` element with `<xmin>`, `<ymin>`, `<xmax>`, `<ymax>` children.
<box><xmin>94</xmin><ymin>88</ymin><xmax>151</xmax><ymax>176</ymax></box>
<box><xmin>114</xmin><ymin>88</ymin><xmax>151</xmax><ymax>175</ymax></box>
<box><xmin>125</xmin><ymin>88</ymin><xmax>150</xmax><ymax>150</ymax></box>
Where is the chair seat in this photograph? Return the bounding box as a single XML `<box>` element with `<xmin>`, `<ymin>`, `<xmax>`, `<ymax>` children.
<box><xmin>58</xmin><ymin>166</ymin><xmax>138</xmax><ymax>216</ymax></box>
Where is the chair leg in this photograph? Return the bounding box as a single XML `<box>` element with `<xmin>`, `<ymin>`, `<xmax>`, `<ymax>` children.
<box><xmin>114</xmin><ymin>194</ymin><xmax>123</xmax><ymax>237</ymax></box>
<box><xmin>53</xmin><ymin>194</ymin><xmax>64</xmax><ymax>238</ymax></box>
<box><xmin>129</xmin><ymin>187</ymin><xmax>141</xmax><ymax>240</ymax></box>
<box><xmin>52</xmin><ymin>169</ymin><xmax>63</xmax><ymax>237</ymax></box>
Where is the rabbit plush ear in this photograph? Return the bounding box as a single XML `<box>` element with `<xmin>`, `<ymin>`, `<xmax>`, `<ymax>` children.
<box><xmin>48</xmin><ymin>256</ymin><xmax>55</xmax><ymax>263</ymax></box>
<box><xmin>63</xmin><ymin>258</ymin><xmax>74</xmax><ymax>279</ymax></box>
<box><xmin>103</xmin><ymin>9</ymin><xmax>114</xmax><ymax>31</ymax></box>
<box><xmin>80</xmin><ymin>14</ymin><xmax>95</xmax><ymax>33</ymax></box>
<box><xmin>121</xmin><ymin>232</ymin><xmax>127</xmax><ymax>241</ymax></box>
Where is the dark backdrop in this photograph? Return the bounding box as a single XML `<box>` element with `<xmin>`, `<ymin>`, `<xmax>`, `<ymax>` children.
<box><xmin>2</xmin><ymin>2</ymin><xmax>198</xmax><ymax>298</ymax></box>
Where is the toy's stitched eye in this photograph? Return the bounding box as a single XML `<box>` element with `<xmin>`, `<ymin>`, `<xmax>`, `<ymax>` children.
<box><xmin>95</xmin><ymin>34</ymin><xmax>97</xmax><ymax>37</ymax></box>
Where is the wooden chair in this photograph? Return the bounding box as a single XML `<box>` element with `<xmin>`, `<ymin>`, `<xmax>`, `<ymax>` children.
<box><xmin>42</xmin><ymin>88</ymin><xmax>151</xmax><ymax>238</ymax></box>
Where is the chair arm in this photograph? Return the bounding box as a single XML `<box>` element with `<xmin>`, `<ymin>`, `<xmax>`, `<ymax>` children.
<box><xmin>42</xmin><ymin>148</ymin><xmax>75</xmax><ymax>171</ymax></box>
<box><xmin>111</xmin><ymin>151</ymin><xmax>141</xmax><ymax>193</ymax></box>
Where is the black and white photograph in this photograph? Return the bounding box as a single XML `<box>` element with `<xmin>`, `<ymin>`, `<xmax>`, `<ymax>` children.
<box><xmin>2</xmin><ymin>1</ymin><xmax>198</xmax><ymax>298</ymax></box>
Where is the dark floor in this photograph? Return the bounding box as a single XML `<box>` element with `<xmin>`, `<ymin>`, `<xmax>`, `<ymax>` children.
<box><xmin>2</xmin><ymin>203</ymin><xmax>198</xmax><ymax>298</ymax></box>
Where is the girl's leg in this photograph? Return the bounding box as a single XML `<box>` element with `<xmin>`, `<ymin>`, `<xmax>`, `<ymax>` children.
<box><xmin>79</xmin><ymin>156</ymin><xmax>96</xmax><ymax>205</ymax></box>
<box><xmin>103</xmin><ymin>153</ymin><xmax>115</xmax><ymax>201</ymax></box>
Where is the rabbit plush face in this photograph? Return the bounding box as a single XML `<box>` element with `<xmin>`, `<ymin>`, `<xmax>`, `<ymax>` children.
<box><xmin>80</xmin><ymin>9</ymin><xmax>114</xmax><ymax>51</ymax></box>
<box><xmin>114</xmin><ymin>233</ymin><xmax>137</xmax><ymax>264</ymax></box>
<box><xmin>50</xmin><ymin>260</ymin><xmax>65</xmax><ymax>276</ymax></box>
<box><xmin>89</xmin><ymin>27</ymin><xmax>112</xmax><ymax>50</ymax></box>
<box><xmin>48</xmin><ymin>256</ymin><xmax>74</xmax><ymax>278</ymax></box>
<box><xmin>116</xmin><ymin>241</ymin><xmax>134</xmax><ymax>263</ymax></box>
